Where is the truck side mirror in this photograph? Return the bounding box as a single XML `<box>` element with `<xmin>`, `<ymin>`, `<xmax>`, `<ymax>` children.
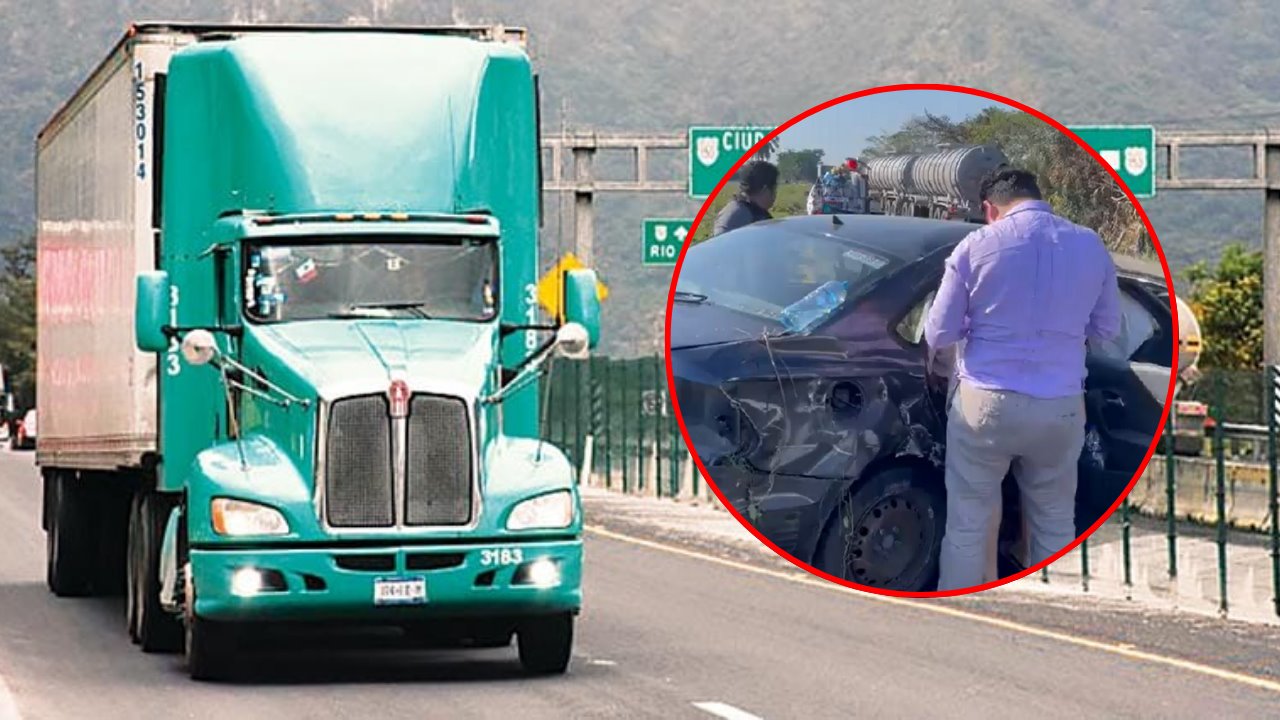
<box><xmin>562</xmin><ymin>269</ymin><xmax>600</xmax><ymax>349</ymax></box>
<box><xmin>135</xmin><ymin>271</ymin><xmax>172</xmax><ymax>352</ymax></box>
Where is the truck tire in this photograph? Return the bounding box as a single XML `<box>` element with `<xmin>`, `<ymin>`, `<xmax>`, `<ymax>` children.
<box><xmin>45</xmin><ymin>470</ymin><xmax>95</xmax><ymax>597</ymax></box>
<box><xmin>186</xmin><ymin>616</ymin><xmax>237</xmax><ymax>682</ymax></box>
<box><xmin>93</xmin><ymin>481</ymin><xmax>130</xmax><ymax>596</ymax></box>
<box><xmin>185</xmin><ymin>585</ymin><xmax>238</xmax><ymax>682</ymax></box>
<box><xmin>517</xmin><ymin>613</ymin><xmax>573</xmax><ymax>675</ymax></box>
<box><xmin>125</xmin><ymin>494</ymin><xmax>141</xmax><ymax>643</ymax></box>
<box><xmin>128</xmin><ymin>491</ymin><xmax>183</xmax><ymax>653</ymax></box>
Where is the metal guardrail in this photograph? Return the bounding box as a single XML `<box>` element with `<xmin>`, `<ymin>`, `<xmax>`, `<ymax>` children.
<box><xmin>545</xmin><ymin>361</ymin><xmax>1280</xmax><ymax>618</ymax></box>
<box><xmin>1058</xmin><ymin>369</ymin><xmax>1280</xmax><ymax>619</ymax></box>
<box><xmin>542</xmin><ymin>355</ymin><xmax>695</xmax><ymax>499</ymax></box>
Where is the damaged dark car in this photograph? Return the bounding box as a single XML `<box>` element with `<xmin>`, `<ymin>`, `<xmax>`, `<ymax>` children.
<box><xmin>669</xmin><ymin>214</ymin><xmax>1174</xmax><ymax>592</ymax></box>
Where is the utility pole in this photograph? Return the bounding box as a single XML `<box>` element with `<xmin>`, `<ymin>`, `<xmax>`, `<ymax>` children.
<box><xmin>1266</xmin><ymin>135</ymin><xmax>1280</xmax><ymax>366</ymax></box>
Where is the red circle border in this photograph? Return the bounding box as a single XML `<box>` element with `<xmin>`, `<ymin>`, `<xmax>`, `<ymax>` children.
<box><xmin>662</xmin><ymin>83</ymin><xmax>1179</xmax><ymax>599</ymax></box>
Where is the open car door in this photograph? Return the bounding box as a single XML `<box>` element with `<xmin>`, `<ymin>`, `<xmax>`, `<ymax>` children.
<box><xmin>915</xmin><ymin>266</ymin><xmax>1177</xmax><ymax>575</ymax></box>
<box><xmin>1075</xmin><ymin>274</ymin><xmax>1175</xmax><ymax>535</ymax></box>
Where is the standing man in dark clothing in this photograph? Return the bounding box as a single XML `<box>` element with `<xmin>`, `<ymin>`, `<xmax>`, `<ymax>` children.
<box><xmin>712</xmin><ymin>160</ymin><xmax>779</xmax><ymax>236</ymax></box>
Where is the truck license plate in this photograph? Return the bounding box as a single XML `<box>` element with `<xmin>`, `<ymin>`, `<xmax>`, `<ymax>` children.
<box><xmin>373</xmin><ymin>576</ymin><xmax>427</xmax><ymax>606</ymax></box>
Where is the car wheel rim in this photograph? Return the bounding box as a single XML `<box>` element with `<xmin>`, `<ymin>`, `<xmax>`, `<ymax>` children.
<box><xmin>840</xmin><ymin>489</ymin><xmax>936</xmax><ymax>587</ymax></box>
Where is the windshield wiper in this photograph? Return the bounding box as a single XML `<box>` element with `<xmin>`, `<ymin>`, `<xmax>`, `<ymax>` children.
<box><xmin>329</xmin><ymin>301</ymin><xmax>434</xmax><ymax>319</ymax></box>
<box><xmin>673</xmin><ymin>290</ymin><xmax>708</xmax><ymax>304</ymax></box>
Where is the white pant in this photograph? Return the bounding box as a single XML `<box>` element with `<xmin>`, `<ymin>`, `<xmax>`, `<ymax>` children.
<box><xmin>937</xmin><ymin>381</ymin><xmax>1085</xmax><ymax>591</ymax></box>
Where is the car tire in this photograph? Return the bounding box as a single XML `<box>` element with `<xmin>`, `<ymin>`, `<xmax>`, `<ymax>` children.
<box><xmin>130</xmin><ymin>491</ymin><xmax>183</xmax><ymax>653</ymax></box>
<box><xmin>517</xmin><ymin>613</ymin><xmax>573</xmax><ymax>675</ymax></box>
<box><xmin>814</xmin><ymin>464</ymin><xmax>946</xmax><ymax>592</ymax></box>
<box><xmin>46</xmin><ymin>470</ymin><xmax>95</xmax><ymax>597</ymax></box>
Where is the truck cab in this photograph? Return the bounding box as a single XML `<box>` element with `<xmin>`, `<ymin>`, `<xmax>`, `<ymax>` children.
<box><xmin>36</xmin><ymin>24</ymin><xmax>600</xmax><ymax>680</ymax></box>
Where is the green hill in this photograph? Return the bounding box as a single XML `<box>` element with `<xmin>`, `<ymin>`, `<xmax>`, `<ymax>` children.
<box><xmin>0</xmin><ymin>0</ymin><xmax>1274</xmax><ymax>354</ymax></box>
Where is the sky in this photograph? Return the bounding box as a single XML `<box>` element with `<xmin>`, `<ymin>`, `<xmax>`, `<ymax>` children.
<box><xmin>778</xmin><ymin>90</ymin><xmax>1011</xmax><ymax>161</ymax></box>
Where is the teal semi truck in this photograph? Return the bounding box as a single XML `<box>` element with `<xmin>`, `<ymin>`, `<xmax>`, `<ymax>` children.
<box><xmin>34</xmin><ymin>23</ymin><xmax>600</xmax><ymax>680</ymax></box>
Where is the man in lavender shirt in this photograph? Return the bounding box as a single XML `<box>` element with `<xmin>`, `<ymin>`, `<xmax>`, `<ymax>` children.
<box><xmin>924</xmin><ymin>168</ymin><xmax>1122</xmax><ymax>591</ymax></box>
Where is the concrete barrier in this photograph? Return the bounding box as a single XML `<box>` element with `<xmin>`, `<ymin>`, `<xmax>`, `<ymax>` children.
<box><xmin>1130</xmin><ymin>456</ymin><xmax>1276</xmax><ymax>531</ymax></box>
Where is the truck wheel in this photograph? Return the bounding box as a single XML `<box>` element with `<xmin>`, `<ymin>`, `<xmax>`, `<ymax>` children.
<box><xmin>125</xmin><ymin>493</ymin><xmax>143</xmax><ymax>643</ymax></box>
<box><xmin>185</xmin><ymin>582</ymin><xmax>237</xmax><ymax>682</ymax></box>
<box><xmin>93</xmin><ymin>482</ymin><xmax>130</xmax><ymax>596</ymax></box>
<box><xmin>129</xmin><ymin>491</ymin><xmax>183</xmax><ymax>653</ymax></box>
<box><xmin>45</xmin><ymin>470</ymin><xmax>95</xmax><ymax>597</ymax></box>
<box><xmin>185</xmin><ymin>615</ymin><xmax>238</xmax><ymax>682</ymax></box>
<box><xmin>517</xmin><ymin>613</ymin><xmax>573</xmax><ymax>675</ymax></box>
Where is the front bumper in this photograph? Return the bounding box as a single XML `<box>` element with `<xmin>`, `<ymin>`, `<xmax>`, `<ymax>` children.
<box><xmin>191</xmin><ymin>538</ymin><xmax>582</xmax><ymax>622</ymax></box>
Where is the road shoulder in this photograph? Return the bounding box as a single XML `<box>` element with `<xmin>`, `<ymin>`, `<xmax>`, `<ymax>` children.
<box><xmin>582</xmin><ymin>488</ymin><xmax>1280</xmax><ymax>684</ymax></box>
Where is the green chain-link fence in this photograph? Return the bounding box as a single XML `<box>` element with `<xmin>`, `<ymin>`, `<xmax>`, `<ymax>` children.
<box><xmin>543</xmin><ymin>359</ymin><xmax>1280</xmax><ymax>618</ymax></box>
<box><xmin>540</xmin><ymin>355</ymin><xmax>699</xmax><ymax>499</ymax></box>
<box><xmin>1058</xmin><ymin>367</ymin><xmax>1280</xmax><ymax>619</ymax></box>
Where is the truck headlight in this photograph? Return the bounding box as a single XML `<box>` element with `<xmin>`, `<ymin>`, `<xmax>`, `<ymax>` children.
<box><xmin>211</xmin><ymin>498</ymin><xmax>289</xmax><ymax>536</ymax></box>
<box><xmin>506</xmin><ymin>490</ymin><xmax>574</xmax><ymax>530</ymax></box>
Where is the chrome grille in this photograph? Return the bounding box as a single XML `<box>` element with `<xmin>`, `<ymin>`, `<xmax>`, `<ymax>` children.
<box><xmin>405</xmin><ymin>395</ymin><xmax>473</xmax><ymax>525</ymax></box>
<box><xmin>325</xmin><ymin>395</ymin><xmax>394</xmax><ymax>527</ymax></box>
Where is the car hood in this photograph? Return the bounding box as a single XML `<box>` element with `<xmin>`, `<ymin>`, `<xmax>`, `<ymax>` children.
<box><xmin>668</xmin><ymin>300</ymin><xmax>781</xmax><ymax>350</ymax></box>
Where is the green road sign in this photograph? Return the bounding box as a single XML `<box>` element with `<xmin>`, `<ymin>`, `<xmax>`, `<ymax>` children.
<box><xmin>1069</xmin><ymin>125</ymin><xmax>1156</xmax><ymax>198</ymax></box>
<box><xmin>688</xmin><ymin>126</ymin><xmax>774</xmax><ymax>198</ymax></box>
<box><xmin>643</xmin><ymin>218</ymin><xmax>692</xmax><ymax>266</ymax></box>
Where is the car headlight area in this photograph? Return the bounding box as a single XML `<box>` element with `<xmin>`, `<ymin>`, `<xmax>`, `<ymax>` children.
<box><xmin>211</xmin><ymin>498</ymin><xmax>290</xmax><ymax>537</ymax></box>
<box><xmin>506</xmin><ymin>490</ymin><xmax>575</xmax><ymax>531</ymax></box>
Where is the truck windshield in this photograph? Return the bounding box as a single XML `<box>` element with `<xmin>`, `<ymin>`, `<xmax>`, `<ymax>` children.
<box><xmin>243</xmin><ymin>237</ymin><xmax>498</xmax><ymax>323</ymax></box>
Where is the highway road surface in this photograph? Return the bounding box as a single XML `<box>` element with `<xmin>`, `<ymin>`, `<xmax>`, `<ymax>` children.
<box><xmin>0</xmin><ymin>448</ymin><xmax>1277</xmax><ymax>719</ymax></box>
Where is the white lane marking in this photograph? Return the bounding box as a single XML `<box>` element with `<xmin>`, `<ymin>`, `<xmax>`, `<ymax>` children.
<box><xmin>588</xmin><ymin>659</ymin><xmax>617</xmax><ymax>666</ymax></box>
<box><xmin>587</xmin><ymin>525</ymin><xmax>1280</xmax><ymax>695</ymax></box>
<box><xmin>692</xmin><ymin>701</ymin><xmax>764</xmax><ymax>720</ymax></box>
<box><xmin>0</xmin><ymin>670</ymin><xmax>22</xmax><ymax>720</ymax></box>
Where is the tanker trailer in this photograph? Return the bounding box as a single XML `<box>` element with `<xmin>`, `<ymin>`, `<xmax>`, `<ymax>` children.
<box><xmin>865</xmin><ymin>144</ymin><xmax>1007</xmax><ymax>222</ymax></box>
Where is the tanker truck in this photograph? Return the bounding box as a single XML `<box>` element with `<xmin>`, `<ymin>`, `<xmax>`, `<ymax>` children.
<box><xmin>35</xmin><ymin>22</ymin><xmax>600</xmax><ymax>680</ymax></box>
<box><xmin>865</xmin><ymin>144</ymin><xmax>1008</xmax><ymax>222</ymax></box>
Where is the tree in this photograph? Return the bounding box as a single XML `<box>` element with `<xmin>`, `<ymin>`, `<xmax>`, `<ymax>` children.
<box><xmin>1039</xmin><ymin>133</ymin><xmax>1152</xmax><ymax>256</ymax></box>
<box><xmin>865</xmin><ymin>107</ymin><xmax>1149</xmax><ymax>255</ymax></box>
<box><xmin>777</xmin><ymin>148</ymin><xmax>824</xmax><ymax>183</ymax></box>
<box><xmin>0</xmin><ymin>234</ymin><xmax>36</xmax><ymax>412</ymax></box>
<box><xmin>863</xmin><ymin>111</ymin><xmax>968</xmax><ymax>157</ymax></box>
<box><xmin>1183</xmin><ymin>243</ymin><xmax>1263</xmax><ymax>370</ymax></box>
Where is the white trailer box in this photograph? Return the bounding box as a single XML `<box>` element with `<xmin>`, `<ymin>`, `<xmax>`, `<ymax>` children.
<box><xmin>35</xmin><ymin>28</ymin><xmax>191</xmax><ymax>469</ymax></box>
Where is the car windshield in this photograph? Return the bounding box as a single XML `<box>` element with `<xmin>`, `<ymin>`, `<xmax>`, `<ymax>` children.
<box><xmin>675</xmin><ymin>227</ymin><xmax>897</xmax><ymax>329</ymax></box>
<box><xmin>243</xmin><ymin>237</ymin><xmax>498</xmax><ymax>323</ymax></box>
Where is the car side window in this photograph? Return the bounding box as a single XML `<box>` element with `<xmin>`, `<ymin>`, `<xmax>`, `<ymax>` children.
<box><xmin>1085</xmin><ymin>284</ymin><xmax>1167</xmax><ymax>361</ymax></box>
<box><xmin>895</xmin><ymin>290</ymin><xmax>936</xmax><ymax>346</ymax></box>
<box><xmin>1087</xmin><ymin>286</ymin><xmax>1162</xmax><ymax>363</ymax></box>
